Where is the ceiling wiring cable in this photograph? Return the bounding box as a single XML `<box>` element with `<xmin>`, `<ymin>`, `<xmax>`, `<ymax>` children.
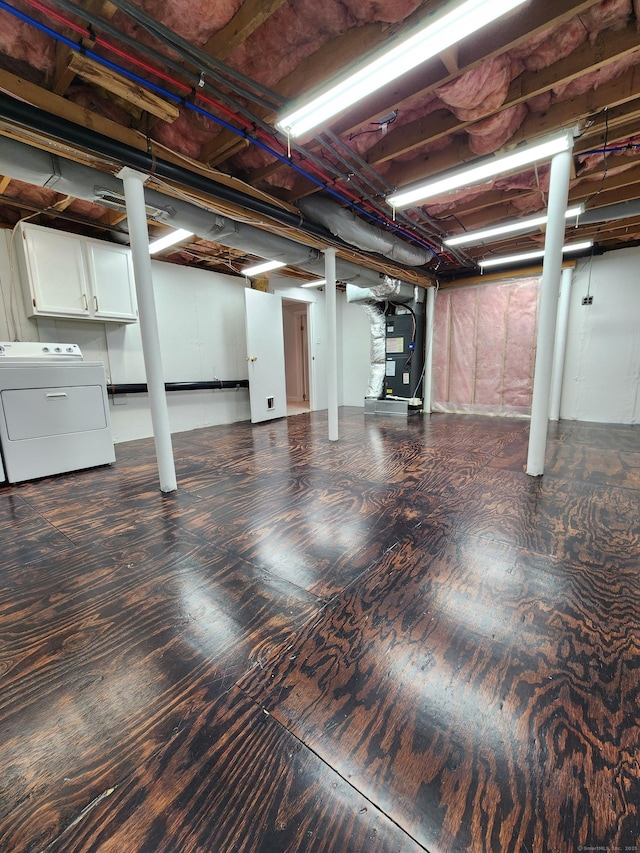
<box><xmin>104</xmin><ymin>0</ymin><xmax>284</xmax><ymax>108</ymax></box>
<box><xmin>17</xmin><ymin>0</ymin><xmax>442</xmax><ymax>255</ymax></box>
<box><xmin>45</xmin><ymin>0</ymin><xmax>279</xmax><ymax>112</ymax></box>
<box><xmin>1</xmin><ymin>0</ymin><xmax>441</xmax><ymax>258</ymax></box>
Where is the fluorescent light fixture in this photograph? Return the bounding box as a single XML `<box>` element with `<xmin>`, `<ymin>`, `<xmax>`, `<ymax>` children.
<box><xmin>277</xmin><ymin>0</ymin><xmax>527</xmax><ymax>137</ymax></box>
<box><xmin>242</xmin><ymin>260</ymin><xmax>286</xmax><ymax>277</ymax></box>
<box><xmin>388</xmin><ymin>131</ymin><xmax>574</xmax><ymax>209</ymax></box>
<box><xmin>148</xmin><ymin>228</ymin><xmax>193</xmax><ymax>254</ymax></box>
<box><xmin>445</xmin><ymin>205</ymin><xmax>584</xmax><ymax>247</ymax></box>
<box><xmin>301</xmin><ymin>279</ymin><xmax>326</xmax><ymax>288</ymax></box>
<box><xmin>478</xmin><ymin>240</ymin><xmax>593</xmax><ymax>269</ymax></box>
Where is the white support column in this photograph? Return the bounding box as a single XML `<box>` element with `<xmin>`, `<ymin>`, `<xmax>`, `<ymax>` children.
<box><xmin>117</xmin><ymin>167</ymin><xmax>177</xmax><ymax>492</ymax></box>
<box><xmin>324</xmin><ymin>248</ymin><xmax>339</xmax><ymax>441</ymax></box>
<box><xmin>526</xmin><ymin>143</ymin><xmax>573</xmax><ymax>476</ymax></box>
<box><xmin>549</xmin><ymin>266</ymin><xmax>573</xmax><ymax>421</ymax></box>
<box><xmin>423</xmin><ymin>285</ymin><xmax>436</xmax><ymax>413</ymax></box>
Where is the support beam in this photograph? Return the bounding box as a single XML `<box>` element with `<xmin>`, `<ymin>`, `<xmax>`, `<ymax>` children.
<box><xmin>325</xmin><ymin>248</ymin><xmax>339</xmax><ymax>441</ymax></box>
<box><xmin>526</xmin><ymin>142</ymin><xmax>574</xmax><ymax>476</ymax></box>
<box><xmin>549</xmin><ymin>267</ymin><xmax>574</xmax><ymax>421</ymax></box>
<box><xmin>117</xmin><ymin>166</ymin><xmax>177</xmax><ymax>492</ymax></box>
<box><xmin>423</xmin><ymin>285</ymin><xmax>436</xmax><ymax>413</ymax></box>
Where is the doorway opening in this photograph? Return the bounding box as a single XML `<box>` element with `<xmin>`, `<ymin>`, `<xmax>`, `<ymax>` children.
<box><xmin>282</xmin><ymin>299</ymin><xmax>311</xmax><ymax>416</ymax></box>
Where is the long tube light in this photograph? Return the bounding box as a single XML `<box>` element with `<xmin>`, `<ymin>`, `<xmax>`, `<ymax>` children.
<box><xmin>276</xmin><ymin>0</ymin><xmax>527</xmax><ymax>138</ymax></box>
<box><xmin>148</xmin><ymin>228</ymin><xmax>193</xmax><ymax>254</ymax></box>
<box><xmin>445</xmin><ymin>205</ymin><xmax>585</xmax><ymax>247</ymax></box>
<box><xmin>478</xmin><ymin>240</ymin><xmax>593</xmax><ymax>269</ymax></box>
<box><xmin>388</xmin><ymin>131</ymin><xmax>575</xmax><ymax>209</ymax></box>
<box><xmin>242</xmin><ymin>260</ymin><xmax>286</xmax><ymax>276</ymax></box>
<box><xmin>301</xmin><ymin>279</ymin><xmax>326</xmax><ymax>288</ymax></box>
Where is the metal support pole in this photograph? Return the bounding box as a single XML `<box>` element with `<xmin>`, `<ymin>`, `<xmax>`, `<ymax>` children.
<box><xmin>423</xmin><ymin>285</ymin><xmax>436</xmax><ymax>413</ymax></box>
<box><xmin>117</xmin><ymin>167</ymin><xmax>177</xmax><ymax>492</ymax></box>
<box><xmin>549</xmin><ymin>266</ymin><xmax>573</xmax><ymax>421</ymax></box>
<box><xmin>526</xmin><ymin>143</ymin><xmax>573</xmax><ymax>476</ymax></box>
<box><xmin>324</xmin><ymin>247</ymin><xmax>339</xmax><ymax>441</ymax></box>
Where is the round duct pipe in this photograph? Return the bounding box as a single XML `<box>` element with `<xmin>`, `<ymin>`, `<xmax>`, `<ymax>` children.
<box><xmin>0</xmin><ymin>94</ymin><xmax>427</xmax><ymax>286</ymax></box>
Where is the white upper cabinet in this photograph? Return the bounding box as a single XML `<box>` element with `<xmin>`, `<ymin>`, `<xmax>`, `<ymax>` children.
<box><xmin>15</xmin><ymin>222</ymin><xmax>138</xmax><ymax>323</ymax></box>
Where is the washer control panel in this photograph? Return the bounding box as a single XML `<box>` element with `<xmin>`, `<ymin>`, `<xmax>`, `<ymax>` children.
<box><xmin>0</xmin><ymin>342</ymin><xmax>83</xmax><ymax>361</ymax></box>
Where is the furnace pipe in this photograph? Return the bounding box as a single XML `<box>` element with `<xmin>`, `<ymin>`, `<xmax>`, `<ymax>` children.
<box><xmin>108</xmin><ymin>380</ymin><xmax>249</xmax><ymax>394</ymax></box>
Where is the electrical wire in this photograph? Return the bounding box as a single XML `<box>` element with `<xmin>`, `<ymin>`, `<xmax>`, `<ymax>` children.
<box><xmin>3</xmin><ymin>0</ymin><xmax>441</xmax><ymax>259</ymax></box>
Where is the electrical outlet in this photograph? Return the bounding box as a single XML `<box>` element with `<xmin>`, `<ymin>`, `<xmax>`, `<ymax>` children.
<box><xmin>582</xmin><ymin>295</ymin><xmax>593</xmax><ymax>305</ymax></box>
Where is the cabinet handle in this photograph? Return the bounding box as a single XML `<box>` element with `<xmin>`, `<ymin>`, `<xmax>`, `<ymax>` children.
<box><xmin>94</xmin><ymin>295</ymin><xmax>99</xmax><ymax>312</ymax></box>
<box><xmin>46</xmin><ymin>392</ymin><xmax>68</xmax><ymax>398</ymax></box>
<box><xmin>83</xmin><ymin>293</ymin><xmax>88</xmax><ymax>310</ymax></box>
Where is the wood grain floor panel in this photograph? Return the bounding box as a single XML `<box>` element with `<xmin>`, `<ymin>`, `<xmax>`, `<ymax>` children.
<box><xmin>174</xmin><ymin>473</ymin><xmax>440</xmax><ymax>598</ymax></box>
<box><xmin>0</xmin><ymin>491</ymin><xmax>75</xmax><ymax>570</ymax></box>
<box><xmin>0</xmin><ymin>544</ymin><xmax>319</xmax><ymax>851</ymax></box>
<box><xmin>544</xmin><ymin>444</ymin><xmax>640</xmax><ymax>490</ymax></box>
<box><xmin>46</xmin><ymin>688</ymin><xmax>425</xmax><ymax>853</ymax></box>
<box><xmin>0</xmin><ymin>410</ymin><xmax>638</xmax><ymax>853</ymax></box>
<box><xmin>239</xmin><ymin>533</ymin><xmax>640</xmax><ymax>853</ymax></box>
<box><xmin>439</xmin><ymin>467</ymin><xmax>640</xmax><ymax>568</ymax></box>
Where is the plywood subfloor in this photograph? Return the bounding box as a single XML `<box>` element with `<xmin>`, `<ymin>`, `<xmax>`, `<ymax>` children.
<box><xmin>1</xmin><ymin>409</ymin><xmax>638</xmax><ymax>852</ymax></box>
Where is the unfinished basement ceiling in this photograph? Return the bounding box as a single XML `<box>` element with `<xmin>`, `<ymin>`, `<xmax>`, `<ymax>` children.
<box><xmin>0</xmin><ymin>0</ymin><xmax>640</xmax><ymax>283</ymax></box>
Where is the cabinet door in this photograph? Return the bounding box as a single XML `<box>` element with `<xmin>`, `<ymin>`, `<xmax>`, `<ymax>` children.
<box><xmin>20</xmin><ymin>225</ymin><xmax>89</xmax><ymax>318</ymax></box>
<box><xmin>85</xmin><ymin>241</ymin><xmax>138</xmax><ymax>322</ymax></box>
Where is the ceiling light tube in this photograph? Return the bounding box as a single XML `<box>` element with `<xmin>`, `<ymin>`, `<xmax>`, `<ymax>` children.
<box><xmin>242</xmin><ymin>260</ymin><xmax>286</xmax><ymax>276</ymax></box>
<box><xmin>445</xmin><ymin>205</ymin><xmax>584</xmax><ymax>247</ymax></box>
<box><xmin>148</xmin><ymin>228</ymin><xmax>193</xmax><ymax>254</ymax></box>
<box><xmin>478</xmin><ymin>240</ymin><xmax>593</xmax><ymax>269</ymax></box>
<box><xmin>277</xmin><ymin>0</ymin><xmax>527</xmax><ymax>137</ymax></box>
<box><xmin>301</xmin><ymin>279</ymin><xmax>326</xmax><ymax>288</ymax></box>
<box><xmin>388</xmin><ymin>131</ymin><xmax>575</xmax><ymax>209</ymax></box>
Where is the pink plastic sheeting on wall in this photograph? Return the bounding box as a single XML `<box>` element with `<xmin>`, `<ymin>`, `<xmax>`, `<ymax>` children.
<box><xmin>432</xmin><ymin>289</ymin><xmax>451</xmax><ymax>402</ymax></box>
<box><xmin>432</xmin><ymin>277</ymin><xmax>540</xmax><ymax>416</ymax></box>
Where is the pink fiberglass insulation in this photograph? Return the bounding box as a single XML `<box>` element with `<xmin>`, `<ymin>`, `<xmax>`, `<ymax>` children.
<box><xmin>227</xmin><ymin>0</ymin><xmax>421</xmax><ymax>89</ymax></box>
<box><xmin>467</xmin><ymin>103</ymin><xmax>528</xmax><ymax>155</ymax></box>
<box><xmin>66</xmin><ymin>87</ymin><xmax>137</xmax><ymax>127</ymax></box>
<box><xmin>512</xmin><ymin>18</ymin><xmax>587</xmax><ymax>72</ymax></box>
<box><xmin>4</xmin><ymin>180</ymin><xmax>58</xmax><ymax>207</ymax></box>
<box><xmin>474</xmin><ymin>282</ymin><xmax>511</xmax><ymax>407</ymax></box>
<box><xmin>581</xmin><ymin>0</ymin><xmax>632</xmax><ymax>36</ymax></box>
<box><xmin>503</xmin><ymin>278</ymin><xmax>539</xmax><ymax>408</ymax></box>
<box><xmin>447</xmin><ymin>286</ymin><xmax>477</xmax><ymax>405</ymax></box>
<box><xmin>436</xmin><ymin>55</ymin><xmax>513</xmax><ymax>122</ymax></box>
<box><xmin>0</xmin><ymin>4</ymin><xmax>55</xmax><ymax>76</ymax></box>
<box><xmin>130</xmin><ymin>0</ymin><xmax>243</xmax><ymax>45</ymax></box>
<box><xmin>553</xmin><ymin>49</ymin><xmax>640</xmax><ymax>100</ymax></box>
<box><xmin>432</xmin><ymin>277</ymin><xmax>540</xmax><ymax>415</ymax></box>
<box><xmin>153</xmin><ymin>111</ymin><xmax>222</xmax><ymax>159</ymax></box>
<box><xmin>432</xmin><ymin>289</ymin><xmax>451</xmax><ymax>404</ymax></box>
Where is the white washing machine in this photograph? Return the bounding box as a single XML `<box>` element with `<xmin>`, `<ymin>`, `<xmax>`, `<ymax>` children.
<box><xmin>0</xmin><ymin>342</ymin><xmax>115</xmax><ymax>484</ymax></box>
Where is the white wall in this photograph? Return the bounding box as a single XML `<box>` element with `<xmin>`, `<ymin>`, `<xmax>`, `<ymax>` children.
<box><xmin>0</xmin><ymin>229</ymin><xmax>372</xmax><ymax>446</ymax></box>
<box><xmin>561</xmin><ymin>248</ymin><xmax>640</xmax><ymax>424</ymax></box>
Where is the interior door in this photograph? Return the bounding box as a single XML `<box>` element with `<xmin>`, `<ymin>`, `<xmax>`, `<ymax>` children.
<box><xmin>244</xmin><ymin>288</ymin><xmax>287</xmax><ymax>423</ymax></box>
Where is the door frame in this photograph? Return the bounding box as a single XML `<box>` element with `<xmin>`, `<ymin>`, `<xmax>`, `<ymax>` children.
<box><xmin>282</xmin><ymin>295</ymin><xmax>316</xmax><ymax>411</ymax></box>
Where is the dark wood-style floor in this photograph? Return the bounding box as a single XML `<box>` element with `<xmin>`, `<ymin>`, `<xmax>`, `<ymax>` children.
<box><xmin>1</xmin><ymin>409</ymin><xmax>639</xmax><ymax>853</ymax></box>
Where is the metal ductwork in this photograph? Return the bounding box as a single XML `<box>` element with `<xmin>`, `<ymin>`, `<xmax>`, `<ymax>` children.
<box><xmin>0</xmin><ymin>137</ymin><xmax>394</xmax><ymax>286</ymax></box>
<box><xmin>298</xmin><ymin>197</ymin><xmax>433</xmax><ymax>267</ymax></box>
<box><xmin>0</xmin><ymin>94</ymin><xmax>429</xmax><ymax>289</ymax></box>
<box><xmin>580</xmin><ymin>199</ymin><xmax>640</xmax><ymax>225</ymax></box>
